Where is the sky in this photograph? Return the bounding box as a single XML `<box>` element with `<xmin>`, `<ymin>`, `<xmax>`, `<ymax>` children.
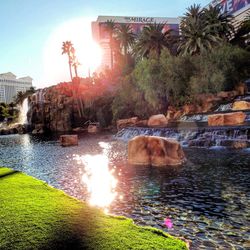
<box><xmin>0</xmin><ymin>0</ymin><xmax>209</xmax><ymax>89</ymax></box>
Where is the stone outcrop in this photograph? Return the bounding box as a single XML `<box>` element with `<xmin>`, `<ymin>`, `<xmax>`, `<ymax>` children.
<box><xmin>88</xmin><ymin>124</ymin><xmax>99</xmax><ymax>133</ymax></box>
<box><xmin>32</xmin><ymin>124</ymin><xmax>44</xmax><ymax>134</ymax></box>
<box><xmin>60</xmin><ymin>135</ymin><xmax>78</xmax><ymax>147</ymax></box>
<box><xmin>220</xmin><ymin>140</ymin><xmax>249</xmax><ymax>149</ymax></box>
<box><xmin>147</xmin><ymin>114</ymin><xmax>168</xmax><ymax>127</ymax></box>
<box><xmin>0</xmin><ymin>124</ymin><xmax>27</xmax><ymax>135</ymax></box>
<box><xmin>208</xmin><ymin>112</ymin><xmax>246</xmax><ymax>126</ymax></box>
<box><xmin>128</xmin><ymin>135</ymin><xmax>186</xmax><ymax>166</ymax></box>
<box><xmin>117</xmin><ymin>117</ymin><xmax>139</xmax><ymax>130</ymax></box>
<box><xmin>232</xmin><ymin>101</ymin><xmax>250</xmax><ymax>110</ymax></box>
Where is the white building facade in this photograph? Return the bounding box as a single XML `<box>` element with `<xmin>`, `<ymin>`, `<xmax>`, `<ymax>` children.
<box><xmin>0</xmin><ymin>72</ymin><xmax>33</xmax><ymax>104</ymax></box>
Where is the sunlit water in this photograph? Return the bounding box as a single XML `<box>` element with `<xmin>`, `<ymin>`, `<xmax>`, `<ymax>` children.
<box><xmin>0</xmin><ymin>133</ymin><xmax>249</xmax><ymax>249</ymax></box>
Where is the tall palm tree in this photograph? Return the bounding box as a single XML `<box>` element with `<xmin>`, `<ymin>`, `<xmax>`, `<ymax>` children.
<box><xmin>203</xmin><ymin>5</ymin><xmax>234</xmax><ymax>41</ymax></box>
<box><xmin>105</xmin><ymin>20</ymin><xmax>116</xmax><ymax>69</ymax></box>
<box><xmin>178</xmin><ymin>4</ymin><xmax>222</xmax><ymax>55</ymax></box>
<box><xmin>135</xmin><ymin>23</ymin><xmax>173</xmax><ymax>59</ymax></box>
<box><xmin>62</xmin><ymin>41</ymin><xmax>74</xmax><ymax>80</ymax></box>
<box><xmin>115</xmin><ymin>24</ymin><xmax>135</xmax><ymax>64</ymax></box>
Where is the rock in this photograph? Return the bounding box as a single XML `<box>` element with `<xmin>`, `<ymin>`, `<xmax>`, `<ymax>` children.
<box><xmin>208</xmin><ymin>114</ymin><xmax>224</xmax><ymax>126</ymax></box>
<box><xmin>232</xmin><ymin>101</ymin><xmax>250</xmax><ymax>110</ymax></box>
<box><xmin>116</xmin><ymin>117</ymin><xmax>139</xmax><ymax>130</ymax></box>
<box><xmin>72</xmin><ymin>127</ymin><xmax>85</xmax><ymax>132</ymax></box>
<box><xmin>128</xmin><ymin>135</ymin><xmax>186</xmax><ymax>166</ymax></box>
<box><xmin>208</xmin><ymin>112</ymin><xmax>246</xmax><ymax>126</ymax></box>
<box><xmin>224</xmin><ymin>112</ymin><xmax>246</xmax><ymax>126</ymax></box>
<box><xmin>60</xmin><ymin>135</ymin><xmax>78</xmax><ymax>147</ymax></box>
<box><xmin>220</xmin><ymin>140</ymin><xmax>249</xmax><ymax>149</ymax></box>
<box><xmin>32</xmin><ymin>124</ymin><xmax>44</xmax><ymax>134</ymax></box>
<box><xmin>88</xmin><ymin>124</ymin><xmax>99</xmax><ymax>133</ymax></box>
<box><xmin>135</xmin><ymin>120</ymin><xmax>148</xmax><ymax>127</ymax></box>
<box><xmin>235</xmin><ymin>82</ymin><xmax>247</xmax><ymax>95</ymax></box>
<box><xmin>147</xmin><ymin>114</ymin><xmax>168</xmax><ymax>127</ymax></box>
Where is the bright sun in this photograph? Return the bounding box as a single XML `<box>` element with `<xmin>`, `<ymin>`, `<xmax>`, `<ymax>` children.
<box><xmin>42</xmin><ymin>17</ymin><xmax>103</xmax><ymax>87</ymax></box>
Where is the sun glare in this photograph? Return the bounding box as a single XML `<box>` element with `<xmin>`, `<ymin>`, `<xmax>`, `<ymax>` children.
<box><xmin>75</xmin><ymin>154</ymin><xmax>117</xmax><ymax>209</ymax></box>
<box><xmin>42</xmin><ymin>17</ymin><xmax>103</xmax><ymax>87</ymax></box>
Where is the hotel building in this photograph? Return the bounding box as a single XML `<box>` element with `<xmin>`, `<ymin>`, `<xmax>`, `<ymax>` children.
<box><xmin>0</xmin><ymin>72</ymin><xmax>33</xmax><ymax>104</ymax></box>
<box><xmin>92</xmin><ymin>1</ymin><xmax>249</xmax><ymax>71</ymax></box>
<box><xmin>92</xmin><ymin>15</ymin><xmax>180</xmax><ymax>70</ymax></box>
<box><xmin>208</xmin><ymin>0</ymin><xmax>250</xmax><ymax>27</ymax></box>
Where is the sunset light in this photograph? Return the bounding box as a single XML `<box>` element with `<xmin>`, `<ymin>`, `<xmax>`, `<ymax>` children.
<box><xmin>42</xmin><ymin>17</ymin><xmax>103</xmax><ymax>86</ymax></box>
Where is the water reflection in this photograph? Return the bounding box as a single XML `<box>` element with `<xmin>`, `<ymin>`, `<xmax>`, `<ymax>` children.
<box><xmin>75</xmin><ymin>154</ymin><xmax>117</xmax><ymax>209</ymax></box>
<box><xmin>0</xmin><ymin>134</ymin><xmax>249</xmax><ymax>249</ymax></box>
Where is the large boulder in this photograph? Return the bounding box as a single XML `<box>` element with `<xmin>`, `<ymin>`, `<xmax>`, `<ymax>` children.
<box><xmin>147</xmin><ymin>114</ymin><xmax>168</xmax><ymax>127</ymax></box>
<box><xmin>207</xmin><ymin>114</ymin><xmax>224</xmax><ymax>126</ymax></box>
<box><xmin>117</xmin><ymin>117</ymin><xmax>139</xmax><ymax>130</ymax></box>
<box><xmin>60</xmin><ymin>135</ymin><xmax>78</xmax><ymax>147</ymax></box>
<box><xmin>128</xmin><ymin>136</ymin><xmax>186</xmax><ymax>166</ymax></box>
<box><xmin>232</xmin><ymin>101</ymin><xmax>250</xmax><ymax>111</ymax></box>
<box><xmin>208</xmin><ymin>112</ymin><xmax>246</xmax><ymax>126</ymax></box>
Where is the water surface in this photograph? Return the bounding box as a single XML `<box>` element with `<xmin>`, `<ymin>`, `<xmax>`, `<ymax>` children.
<box><xmin>0</xmin><ymin>133</ymin><xmax>249</xmax><ymax>249</ymax></box>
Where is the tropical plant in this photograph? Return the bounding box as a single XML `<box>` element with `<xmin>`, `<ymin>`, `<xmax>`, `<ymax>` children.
<box><xmin>203</xmin><ymin>5</ymin><xmax>234</xmax><ymax>41</ymax></box>
<box><xmin>178</xmin><ymin>4</ymin><xmax>222</xmax><ymax>55</ymax></box>
<box><xmin>14</xmin><ymin>91</ymin><xmax>25</xmax><ymax>105</ymax></box>
<box><xmin>62</xmin><ymin>41</ymin><xmax>80</xmax><ymax>80</ymax></box>
<box><xmin>105</xmin><ymin>20</ymin><xmax>116</xmax><ymax>69</ymax></box>
<box><xmin>115</xmin><ymin>24</ymin><xmax>135</xmax><ymax>64</ymax></box>
<box><xmin>62</xmin><ymin>41</ymin><xmax>74</xmax><ymax>80</ymax></box>
<box><xmin>135</xmin><ymin>23</ymin><xmax>173</xmax><ymax>59</ymax></box>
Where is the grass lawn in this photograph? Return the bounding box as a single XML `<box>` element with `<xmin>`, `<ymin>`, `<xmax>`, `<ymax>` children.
<box><xmin>0</xmin><ymin>167</ymin><xmax>188</xmax><ymax>250</ymax></box>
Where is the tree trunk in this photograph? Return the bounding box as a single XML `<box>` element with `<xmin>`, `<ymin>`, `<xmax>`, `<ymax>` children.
<box><xmin>68</xmin><ymin>61</ymin><xmax>73</xmax><ymax>81</ymax></box>
<box><xmin>74</xmin><ymin>65</ymin><xmax>78</xmax><ymax>78</ymax></box>
<box><xmin>110</xmin><ymin>34</ymin><xmax>113</xmax><ymax>70</ymax></box>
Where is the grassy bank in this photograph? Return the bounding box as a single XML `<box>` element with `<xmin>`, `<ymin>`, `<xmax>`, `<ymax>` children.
<box><xmin>0</xmin><ymin>167</ymin><xmax>187</xmax><ymax>250</ymax></box>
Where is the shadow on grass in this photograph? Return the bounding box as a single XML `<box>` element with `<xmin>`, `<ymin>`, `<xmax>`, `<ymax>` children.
<box><xmin>42</xmin><ymin>208</ymin><xmax>101</xmax><ymax>250</ymax></box>
<box><xmin>0</xmin><ymin>170</ymin><xmax>19</xmax><ymax>179</ymax></box>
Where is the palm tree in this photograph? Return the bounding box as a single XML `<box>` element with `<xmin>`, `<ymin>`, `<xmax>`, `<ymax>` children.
<box><xmin>62</xmin><ymin>41</ymin><xmax>74</xmax><ymax>80</ymax></box>
<box><xmin>14</xmin><ymin>91</ymin><xmax>25</xmax><ymax>105</ymax></box>
<box><xmin>115</xmin><ymin>24</ymin><xmax>135</xmax><ymax>64</ymax></box>
<box><xmin>135</xmin><ymin>23</ymin><xmax>173</xmax><ymax>59</ymax></box>
<box><xmin>178</xmin><ymin>4</ymin><xmax>222</xmax><ymax>55</ymax></box>
<box><xmin>203</xmin><ymin>5</ymin><xmax>234</xmax><ymax>41</ymax></box>
<box><xmin>105</xmin><ymin>20</ymin><xmax>116</xmax><ymax>69</ymax></box>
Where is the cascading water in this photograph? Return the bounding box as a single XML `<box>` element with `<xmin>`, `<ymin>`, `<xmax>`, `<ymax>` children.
<box><xmin>18</xmin><ymin>98</ymin><xmax>29</xmax><ymax>124</ymax></box>
<box><xmin>116</xmin><ymin>127</ymin><xmax>250</xmax><ymax>148</ymax></box>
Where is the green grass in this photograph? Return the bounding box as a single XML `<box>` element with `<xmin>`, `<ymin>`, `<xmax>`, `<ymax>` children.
<box><xmin>0</xmin><ymin>167</ymin><xmax>188</xmax><ymax>250</ymax></box>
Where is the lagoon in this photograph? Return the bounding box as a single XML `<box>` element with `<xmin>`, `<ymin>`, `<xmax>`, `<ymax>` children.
<box><xmin>0</xmin><ymin>133</ymin><xmax>249</xmax><ymax>249</ymax></box>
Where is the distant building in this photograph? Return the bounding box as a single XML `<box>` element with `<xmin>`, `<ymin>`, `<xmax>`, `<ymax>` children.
<box><xmin>0</xmin><ymin>72</ymin><xmax>33</xmax><ymax>104</ymax></box>
<box><xmin>208</xmin><ymin>0</ymin><xmax>250</xmax><ymax>27</ymax></box>
<box><xmin>92</xmin><ymin>15</ymin><xmax>180</xmax><ymax>70</ymax></box>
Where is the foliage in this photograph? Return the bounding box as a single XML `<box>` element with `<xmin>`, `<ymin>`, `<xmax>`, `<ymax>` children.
<box><xmin>178</xmin><ymin>4</ymin><xmax>233</xmax><ymax>55</ymax></box>
<box><xmin>0</xmin><ymin>167</ymin><xmax>187</xmax><ymax>250</ymax></box>
<box><xmin>112</xmin><ymin>74</ymin><xmax>156</xmax><ymax>120</ymax></box>
<box><xmin>135</xmin><ymin>23</ymin><xmax>173</xmax><ymax>59</ymax></box>
<box><xmin>0</xmin><ymin>103</ymin><xmax>16</xmax><ymax>121</ymax></box>
<box><xmin>62</xmin><ymin>41</ymin><xmax>80</xmax><ymax>80</ymax></box>
<box><xmin>115</xmin><ymin>24</ymin><xmax>136</xmax><ymax>64</ymax></box>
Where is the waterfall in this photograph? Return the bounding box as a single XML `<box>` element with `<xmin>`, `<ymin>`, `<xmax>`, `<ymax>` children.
<box><xmin>116</xmin><ymin>127</ymin><xmax>250</xmax><ymax>148</ymax></box>
<box><xmin>18</xmin><ymin>98</ymin><xmax>29</xmax><ymax>124</ymax></box>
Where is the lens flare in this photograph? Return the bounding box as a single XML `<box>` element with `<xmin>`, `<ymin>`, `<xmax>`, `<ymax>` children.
<box><xmin>76</xmin><ymin>154</ymin><xmax>117</xmax><ymax>208</ymax></box>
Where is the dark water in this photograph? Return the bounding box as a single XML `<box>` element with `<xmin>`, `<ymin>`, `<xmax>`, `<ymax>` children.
<box><xmin>0</xmin><ymin>133</ymin><xmax>249</xmax><ymax>250</ymax></box>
